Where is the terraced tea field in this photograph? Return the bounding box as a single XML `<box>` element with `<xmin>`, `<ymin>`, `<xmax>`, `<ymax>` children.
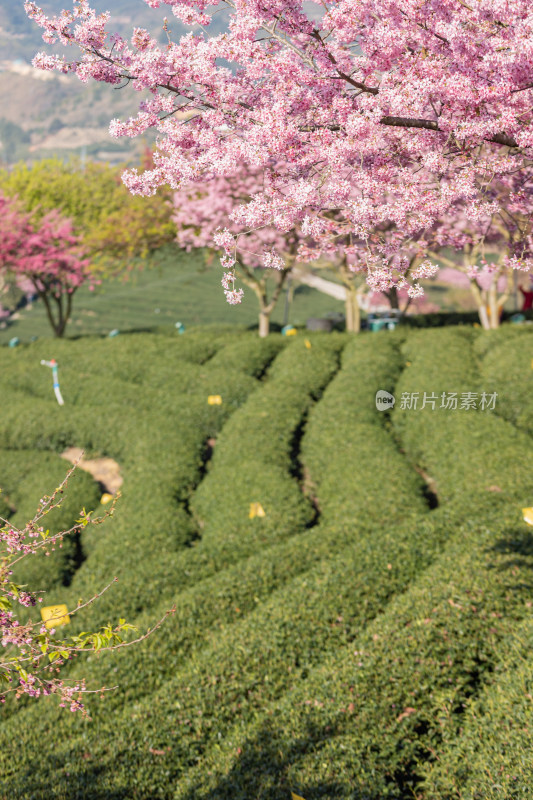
<box><xmin>1</xmin><ymin>324</ymin><xmax>532</xmax><ymax>799</ymax></box>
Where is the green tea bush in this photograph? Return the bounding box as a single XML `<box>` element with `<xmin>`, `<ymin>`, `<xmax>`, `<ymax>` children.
<box><xmin>392</xmin><ymin>327</ymin><xmax>533</xmax><ymax>512</ymax></box>
<box><xmin>302</xmin><ymin>331</ymin><xmax>428</xmax><ymax>527</ymax></box>
<box><xmin>421</xmin><ymin>614</ymin><xmax>533</xmax><ymax>799</ymax></box>
<box><xmin>205</xmin><ymin>334</ymin><xmax>286</xmax><ymax>377</ymax></box>
<box><xmin>476</xmin><ymin>326</ymin><xmax>533</xmax><ymax>435</ymax></box>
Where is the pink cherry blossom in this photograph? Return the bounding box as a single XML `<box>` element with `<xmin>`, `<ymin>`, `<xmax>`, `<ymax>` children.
<box><xmin>24</xmin><ymin>0</ymin><xmax>533</xmax><ymax>300</ymax></box>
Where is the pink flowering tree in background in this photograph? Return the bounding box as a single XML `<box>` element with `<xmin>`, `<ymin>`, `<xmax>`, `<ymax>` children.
<box><xmin>0</xmin><ymin>195</ymin><xmax>92</xmax><ymax>338</ymax></box>
<box><xmin>295</xmin><ymin>208</ymin><xmax>437</xmax><ymax>328</ymax></box>
<box><xmin>1</xmin><ymin>467</ymin><xmax>172</xmax><ymax>716</ymax></box>
<box><xmin>173</xmin><ymin>163</ymin><xmax>299</xmax><ymax>336</ymax></box>
<box><xmin>427</xmin><ymin>168</ymin><xmax>533</xmax><ymax>329</ymax></box>
<box><xmin>24</xmin><ymin>0</ymin><xmax>533</xmax><ymax>309</ymax></box>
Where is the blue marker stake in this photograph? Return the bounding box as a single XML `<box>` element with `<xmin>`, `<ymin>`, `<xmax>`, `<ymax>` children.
<box><xmin>41</xmin><ymin>359</ymin><xmax>64</xmax><ymax>406</ymax></box>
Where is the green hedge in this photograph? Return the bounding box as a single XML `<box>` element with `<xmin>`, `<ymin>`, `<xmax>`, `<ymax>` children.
<box><xmin>476</xmin><ymin>326</ymin><xmax>533</xmax><ymax>436</ymax></box>
<box><xmin>392</xmin><ymin>327</ymin><xmax>533</xmax><ymax>512</ymax></box>
<box><xmin>205</xmin><ymin>335</ymin><xmax>285</xmax><ymax>377</ymax></box>
<box><xmin>421</xmin><ymin>614</ymin><xmax>533</xmax><ymax>799</ymax></box>
<box><xmin>302</xmin><ymin>331</ymin><xmax>428</xmax><ymax>528</ymax></box>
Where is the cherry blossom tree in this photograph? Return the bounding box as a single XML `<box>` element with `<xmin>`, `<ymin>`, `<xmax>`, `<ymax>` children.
<box><xmin>0</xmin><ymin>195</ymin><xmax>91</xmax><ymax>337</ymax></box>
<box><xmin>427</xmin><ymin>167</ymin><xmax>533</xmax><ymax>329</ymax></box>
<box><xmin>174</xmin><ymin>163</ymin><xmax>387</xmax><ymax>334</ymax></box>
<box><xmin>24</xmin><ymin>0</ymin><xmax>533</xmax><ymax>305</ymax></box>
<box><xmin>173</xmin><ymin>163</ymin><xmax>297</xmax><ymax>336</ymax></box>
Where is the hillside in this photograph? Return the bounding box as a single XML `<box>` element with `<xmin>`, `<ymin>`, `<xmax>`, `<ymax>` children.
<box><xmin>0</xmin><ymin>0</ymin><xmax>184</xmax><ymax>164</ymax></box>
<box><xmin>0</xmin><ymin>0</ymin><xmax>175</xmax><ymax>60</ymax></box>
<box><xmin>1</xmin><ymin>324</ymin><xmax>533</xmax><ymax>799</ymax></box>
<box><xmin>0</xmin><ymin>247</ymin><xmax>346</xmax><ymax>345</ymax></box>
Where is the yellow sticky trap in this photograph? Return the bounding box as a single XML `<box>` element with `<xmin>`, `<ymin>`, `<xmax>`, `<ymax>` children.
<box><xmin>249</xmin><ymin>502</ymin><xmax>266</xmax><ymax>519</ymax></box>
<box><xmin>291</xmin><ymin>794</ymin><xmax>306</xmax><ymax>800</ymax></box>
<box><xmin>208</xmin><ymin>395</ymin><xmax>222</xmax><ymax>405</ymax></box>
<box><xmin>100</xmin><ymin>493</ymin><xmax>113</xmax><ymax>504</ymax></box>
<box><xmin>41</xmin><ymin>604</ymin><xmax>70</xmax><ymax>630</ymax></box>
<box><xmin>522</xmin><ymin>508</ymin><xmax>533</xmax><ymax>526</ymax></box>
<box><xmin>305</xmin><ymin>339</ymin><xmax>312</xmax><ymax>349</ymax></box>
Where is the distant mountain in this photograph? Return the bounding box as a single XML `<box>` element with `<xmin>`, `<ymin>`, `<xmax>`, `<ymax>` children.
<box><xmin>0</xmin><ymin>0</ymin><xmax>177</xmax><ymax>61</ymax></box>
<box><xmin>0</xmin><ymin>0</ymin><xmax>235</xmax><ymax>61</ymax></box>
<box><xmin>0</xmin><ymin>0</ymin><xmax>313</xmax><ymax>166</ymax></box>
<box><xmin>0</xmin><ymin>0</ymin><xmax>181</xmax><ymax>165</ymax></box>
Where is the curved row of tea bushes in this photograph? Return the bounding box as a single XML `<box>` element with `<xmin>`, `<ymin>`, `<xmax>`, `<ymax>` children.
<box><xmin>475</xmin><ymin>326</ymin><xmax>533</xmax><ymax>436</ymax></box>
<box><xmin>301</xmin><ymin>331</ymin><xmax>428</xmax><ymax>528</ymax></box>
<box><xmin>393</xmin><ymin>327</ymin><xmax>533</xmax><ymax>513</ymax></box>
<box><xmin>421</xmin><ymin>614</ymin><xmax>533</xmax><ymax>799</ymax></box>
<box><xmin>188</xmin><ymin>335</ymin><xmax>348</xmax><ymax>565</ymax></box>
<box><xmin>205</xmin><ymin>334</ymin><xmax>285</xmax><ymax>377</ymax></box>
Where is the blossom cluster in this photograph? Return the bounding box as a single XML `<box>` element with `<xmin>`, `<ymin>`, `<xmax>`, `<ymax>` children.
<box><xmin>174</xmin><ymin>165</ymin><xmax>299</xmax><ymax>305</ymax></box>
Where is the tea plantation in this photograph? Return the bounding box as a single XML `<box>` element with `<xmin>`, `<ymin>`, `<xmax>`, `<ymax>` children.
<box><xmin>1</xmin><ymin>324</ymin><xmax>533</xmax><ymax>800</ymax></box>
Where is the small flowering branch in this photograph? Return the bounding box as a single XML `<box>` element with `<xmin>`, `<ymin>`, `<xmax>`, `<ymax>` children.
<box><xmin>0</xmin><ymin>464</ymin><xmax>173</xmax><ymax>717</ymax></box>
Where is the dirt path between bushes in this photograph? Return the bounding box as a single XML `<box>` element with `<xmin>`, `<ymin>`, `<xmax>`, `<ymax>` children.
<box><xmin>61</xmin><ymin>447</ymin><xmax>123</xmax><ymax>495</ymax></box>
